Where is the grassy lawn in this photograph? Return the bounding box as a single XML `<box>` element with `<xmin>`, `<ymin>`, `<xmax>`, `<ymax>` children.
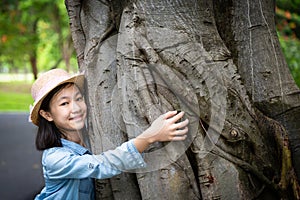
<box><xmin>0</xmin><ymin>81</ymin><xmax>33</xmax><ymax>112</ymax></box>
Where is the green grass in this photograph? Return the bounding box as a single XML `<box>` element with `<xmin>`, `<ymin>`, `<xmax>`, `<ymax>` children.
<box><xmin>0</xmin><ymin>81</ymin><xmax>33</xmax><ymax>112</ymax></box>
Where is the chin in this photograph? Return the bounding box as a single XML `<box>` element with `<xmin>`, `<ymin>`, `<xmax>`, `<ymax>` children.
<box><xmin>71</xmin><ymin>121</ymin><xmax>85</xmax><ymax>131</ymax></box>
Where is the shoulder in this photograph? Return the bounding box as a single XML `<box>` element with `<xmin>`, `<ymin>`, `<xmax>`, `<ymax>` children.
<box><xmin>42</xmin><ymin>147</ymin><xmax>74</xmax><ymax>166</ymax></box>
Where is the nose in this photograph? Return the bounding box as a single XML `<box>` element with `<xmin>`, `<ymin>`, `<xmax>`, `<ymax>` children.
<box><xmin>71</xmin><ymin>101</ymin><xmax>81</xmax><ymax>113</ymax></box>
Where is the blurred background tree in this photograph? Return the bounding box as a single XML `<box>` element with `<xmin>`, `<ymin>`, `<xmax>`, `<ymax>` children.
<box><xmin>0</xmin><ymin>0</ymin><xmax>299</xmax><ymax>84</ymax></box>
<box><xmin>0</xmin><ymin>0</ymin><xmax>77</xmax><ymax>80</ymax></box>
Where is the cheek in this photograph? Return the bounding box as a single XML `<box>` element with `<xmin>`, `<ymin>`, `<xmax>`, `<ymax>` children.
<box><xmin>81</xmin><ymin>102</ymin><xmax>87</xmax><ymax>112</ymax></box>
<box><xmin>51</xmin><ymin>108</ymin><xmax>69</xmax><ymax>120</ymax></box>
<box><xmin>82</xmin><ymin>104</ymin><xmax>88</xmax><ymax>120</ymax></box>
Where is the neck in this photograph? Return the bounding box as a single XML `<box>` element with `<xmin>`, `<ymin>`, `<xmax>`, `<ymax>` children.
<box><xmin>61</xmin><ymin>130</ymin><xmax>85</xmax><ymax>146</ymax></box>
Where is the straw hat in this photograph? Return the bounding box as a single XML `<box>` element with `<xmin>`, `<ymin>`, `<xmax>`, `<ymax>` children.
<box><xmin>29</xmin><ymin>69</ymin><xmax>85</xmax><ymax>126</ymax></box>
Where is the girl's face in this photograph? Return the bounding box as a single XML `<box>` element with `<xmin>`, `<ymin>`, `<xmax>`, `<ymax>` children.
<box><xmin>41</xmin><ymin>84</ymin><xmax>87</xmax><ymax>136</ymax></box>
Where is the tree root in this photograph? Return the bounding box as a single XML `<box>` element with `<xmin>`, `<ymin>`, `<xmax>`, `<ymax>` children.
<box><xmin>255</xmin><ymin>110</ymin><xmax>300</xmax><ymax>199</ymax></box>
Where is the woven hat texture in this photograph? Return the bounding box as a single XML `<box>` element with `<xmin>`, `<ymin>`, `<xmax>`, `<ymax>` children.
<box><xmin>29</xmin><ymin>69</ymin><xmax>84</xmax><ymax>126</ymax></box>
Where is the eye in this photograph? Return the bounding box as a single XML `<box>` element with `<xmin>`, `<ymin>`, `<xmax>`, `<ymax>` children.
<box><xmin>60</xmin><ymin>102</ymin><xmax>69</xmax><ymax>106</ymax></box>
<box><xmin>76</xmin><ymin>96</ymin><xmax>84</xmax><ymax>102</ymax></box>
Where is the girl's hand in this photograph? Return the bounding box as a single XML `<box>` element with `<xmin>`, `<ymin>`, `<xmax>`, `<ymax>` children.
<box><xmin>133</xmin><ymin>111</ymin><xmax>189</xmax><ymax>153</ymax></box>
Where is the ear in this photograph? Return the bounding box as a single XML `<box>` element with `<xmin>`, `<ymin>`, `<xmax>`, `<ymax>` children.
<box><xmin>39</xmin><ymin>110</ymin><xmax>54</xmax><ymax>122</ymax></box>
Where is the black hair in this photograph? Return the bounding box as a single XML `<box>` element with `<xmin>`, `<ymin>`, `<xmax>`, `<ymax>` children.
<box><xmin>35</xmin><ymin>82</ymin><xmax>76</xmax><ymax>151</ymax></box>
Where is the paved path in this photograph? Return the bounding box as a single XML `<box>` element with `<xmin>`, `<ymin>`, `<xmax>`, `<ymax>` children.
<box><xmin>0</xmin><ymin>113</ymin><xmax>44</xmax><ymax>200</ymax></box>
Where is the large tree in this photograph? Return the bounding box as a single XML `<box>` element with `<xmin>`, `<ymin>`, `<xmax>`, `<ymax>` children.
<box><xmin>65</xmin><ymin>0</ymin><xmax>300</xmax><ymax>199</ymax></box>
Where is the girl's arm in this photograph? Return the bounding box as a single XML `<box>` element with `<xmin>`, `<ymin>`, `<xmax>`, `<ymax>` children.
<box><xmin>133</xmin><ymin>111</ymin><xmax>189</xmax><ymax>153</ymax></box>
<box><xmin>43</xmin><ymin>111</ymin><xmax>188</xmax><ymax>180</ymax></box>
<box><xmin>43</xmin><ymin>141</ymin><xmax>145</xmax><ymax>180</ymax></box>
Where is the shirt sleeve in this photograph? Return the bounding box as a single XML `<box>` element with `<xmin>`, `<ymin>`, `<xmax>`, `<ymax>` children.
<box><xmin>43</xmin><ymin>140</ymin><xmax>146</xmax><ymax>180</ymax></box>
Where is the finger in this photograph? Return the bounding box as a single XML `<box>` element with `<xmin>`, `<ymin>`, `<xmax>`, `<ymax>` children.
<box><xmin>174</xmin><ymin>118</ymin><xmax>189</xmax><ymax>129</ymax></box>
<box><xmin>172</xmin><ymin>135</ymin><xmax>187</xmax><ymax>141</ymax></box>
<box><xmin>171</xmin><ymin>127</ymin><xmax>189</xmax><ymax>136</ymax></box>
<box><xmin>169</xmin><ymin>111</ymin><xmax>185</xmax><ymax>123</ymax></box>
<box><xmin>163</xmin><ymin>110</ymin><xmax>178</xmax><ymax>119</ymax></box>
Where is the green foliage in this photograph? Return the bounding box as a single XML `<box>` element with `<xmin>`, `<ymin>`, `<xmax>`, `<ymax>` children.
<box><xmin>0</xmin><ymin>0</ymin><xmax>76</xmax><ymax>73</ymax></box>
<box><xmin>276</xmin><ymin>1</ymin><xmax>300</xmax><ymax>87</ymax></box>
<box><xmin>0</xmin><ymin>0</ymin><xmax>41</xmax><ymax>70</ymax></box>
<box><xmin>276</xmin><ymin>0</ymin><xmax>300</xmax><ymax>14</ymax></box>
<box><xmin>278</xmin><ymin>33</ymin><xmax>300</xmax><ymax>87</ymax></box>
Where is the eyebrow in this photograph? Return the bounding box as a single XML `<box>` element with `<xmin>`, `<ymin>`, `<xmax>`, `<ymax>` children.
<box><xmin>57</xmin><ymin>91</ymin><xmax>82</xmax><ymax>101</ymax></box>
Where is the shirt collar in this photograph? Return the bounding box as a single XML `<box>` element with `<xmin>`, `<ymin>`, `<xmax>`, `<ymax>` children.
<box><xmin>61</xmin><ymin>138</ymin><xmax>91</xmax><ymax>155</ymax></box>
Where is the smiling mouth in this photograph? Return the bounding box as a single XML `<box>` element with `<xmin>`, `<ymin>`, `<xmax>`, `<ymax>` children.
<box><xmin>69</xmin><ymin>115</ymin><xmax>83</xmax><ymax>121</ymax></box>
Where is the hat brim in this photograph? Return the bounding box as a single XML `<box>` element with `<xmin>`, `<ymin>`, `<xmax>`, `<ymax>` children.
<box><xmin>29</xmin><ymin>74</ymin><xmax>85</xmax><ymax>126</ymax></box>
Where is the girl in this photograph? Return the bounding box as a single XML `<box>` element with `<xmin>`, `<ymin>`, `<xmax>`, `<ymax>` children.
<box><xmin>29</xmin><ymin>69</ymin><xmax>189</xmax><ymax>200</ymax></box>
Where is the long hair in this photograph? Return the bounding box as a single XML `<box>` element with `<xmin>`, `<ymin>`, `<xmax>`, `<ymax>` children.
<box><xmin>35</xmin><ymin>83</ymin><xmax>76</xmax><ymax>151</ymax></box>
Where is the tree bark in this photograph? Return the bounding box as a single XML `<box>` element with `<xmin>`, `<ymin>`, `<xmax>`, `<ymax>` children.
<box><xmin>213</xmin><ymin>0</ymin><xmax>300</xmax><ymax>184</ymax></box>
<box><xmin>30</xmin><ymin>18</ymin><xmax>39</xmax><ymax>80</ymax></box>
<box><xmin>65</xmin><ymin>0</ymin><xmax>300</xmax><ymax>199</ymax></box>
<box><xmin>30</xmin><ymin>53</ymin><xmax>38</xmax><ymax>80</ymax></box>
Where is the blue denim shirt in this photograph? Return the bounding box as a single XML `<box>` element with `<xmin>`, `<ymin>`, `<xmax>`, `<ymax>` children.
<box><xmin>35</xmin><ymin>139</ymin><xmax>146</xmax><ymax>200</ymax></box>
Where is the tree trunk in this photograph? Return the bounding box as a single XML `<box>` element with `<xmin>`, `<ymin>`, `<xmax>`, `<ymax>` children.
<box><xmin>213</xmin><ymin>0</ymin><xmax>300</xmax><ymax>185</ymax></box>
<box><xmin>65</xmin><ymin>0</ymin><xmax>300</xmax><ymax>199</ymax></box>
<box><xmin>30</xmin><ymin>54</ymin><xmax>38</xmax><ymax>80</ymax></box>
<box><xmin>30</xmin><ymin>19</ymin><xmax>39</xmax><ymax>80</ymax></box>
<box><xmin>52</xmin><ymin>4</ymin><xmax>73</xmax><ymax>72</ymax></box>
